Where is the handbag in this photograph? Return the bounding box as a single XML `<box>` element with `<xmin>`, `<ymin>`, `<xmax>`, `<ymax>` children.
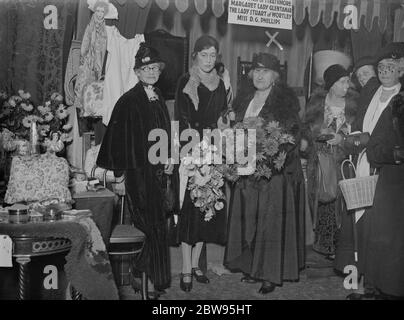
<box><xmin>317</xmin><ymin>150</ymin><xmax>338</xmax><ymax>204</ymax></box>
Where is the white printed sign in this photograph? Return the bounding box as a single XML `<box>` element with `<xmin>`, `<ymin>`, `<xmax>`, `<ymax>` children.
<box><xmin>0</xmin><ymin>235</ymin><xmax>13</xmax><ymax>267</ymax></box>
<box><xmin>228</xmin><ymin>0</ymin><xmax>293</xmax><ymax>30</ymax></box>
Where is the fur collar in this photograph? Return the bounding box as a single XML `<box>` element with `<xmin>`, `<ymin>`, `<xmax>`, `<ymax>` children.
<box><xmin>305</xmin><ymin>88</ymin><xmax>359</xmax><ymax>126</ymax></box>
<box><xmin>234</xmin><ymin>82</ymin><xmax>300</xmax><ymax>125</ymax></box>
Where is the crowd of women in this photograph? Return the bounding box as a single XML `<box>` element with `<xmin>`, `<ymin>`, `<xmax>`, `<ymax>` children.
<box><xmin>96</xmin><ymin>33</ymin><xmax>404</xmax><ymax>300</ymax></box>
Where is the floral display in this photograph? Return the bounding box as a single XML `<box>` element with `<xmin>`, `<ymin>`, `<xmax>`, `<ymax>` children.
<box><xmin>218</xmin><ymin>117</ymin><xmax>295</xmax><ymax>182</ymax></box>
<box><xmin>180</xmin><ymin>138</ymin><xmax>226</xmax><ymax>221</ymax></box>
<box><xmin>0</xmin><ymin>90</ymin><xmax>72</xmax><ymax>152</ymax></box>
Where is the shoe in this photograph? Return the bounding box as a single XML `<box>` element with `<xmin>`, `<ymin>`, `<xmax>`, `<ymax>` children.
<box><xmin>346</xmin><ymin>293</ymin><xmax>365</xmax><ymax>300</ymax></box>
<box><xmin>146</xmin><ymin>291</ymin><xmax>161</xmax><ymax>300</ymax></box>
<box><xmin>180</xmin><ymin>273</ymin><xmax>193</xmax><ymax>292</ymax></box>
<box><xmin>192</xmin><ymin>267</ymin><xmax>210</xmax><ymax>284</ymax></box>
<box><xmin>240</xmin><ymin>274</ymin><xmax>258</xmax><ymax>284</ymax></box>
<box><xmin>258</xmin><ymin>281</ymin><xmax>276</xmax><ymax>294</ymax></box>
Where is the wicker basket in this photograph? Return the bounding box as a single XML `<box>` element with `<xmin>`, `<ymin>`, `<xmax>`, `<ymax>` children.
<box><xmin>338</xmin><ymin>159</ymin><xmax>378</xmax><ymax>210</ymax></box>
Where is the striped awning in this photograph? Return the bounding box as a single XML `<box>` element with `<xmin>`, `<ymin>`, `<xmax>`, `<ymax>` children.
<box><xmin>132</xmin><ymin>0</ymin><xmax>227</xmax><ymax>17</ymax></box>
<box><xmin>293</xmin><ymin>0</ymin><xmax>395</xmax><ymax>32</ymax></box>
<box><xmin>129</xmin><ymin>0</ymin><xmax>398</xmax><ymax>31</ymax></box>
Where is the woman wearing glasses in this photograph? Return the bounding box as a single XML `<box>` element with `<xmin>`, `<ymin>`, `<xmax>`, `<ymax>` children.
<box><xmin>345</xmin><ymin>43</ymin><xmax>404</xmax><ymax>299</ymax></box>
<box><xmin>97</xmin><ymin>43</ymin><xmax>174</xmax><ymax>299</ymax></box>
<box><xmin>174</xmin><ymin>35</ymin><xmax>228</xmax><ymax>292</ymax></box>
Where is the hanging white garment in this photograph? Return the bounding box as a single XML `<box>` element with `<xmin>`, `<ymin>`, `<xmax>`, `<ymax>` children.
<box><xmin>102</xmin><ymin>26</ymin><xmax>144</xmax><ymax>126</ymax></box>
<box><xmin>355</xmin><ymin>83</ymin><xmax>401</xmax><ymax>222</ymax></box>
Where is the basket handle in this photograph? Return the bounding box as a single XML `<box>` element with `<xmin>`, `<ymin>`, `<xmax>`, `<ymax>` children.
<box><xmin>340</xmin><ymin>159</ymin><xmax>356</xmax><ymax>180</ymax></box>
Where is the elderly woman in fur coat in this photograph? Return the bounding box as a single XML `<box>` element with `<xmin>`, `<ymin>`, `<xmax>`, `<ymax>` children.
<box><xmin>303</xmin><ymin>64</ymin><xmax>359</xmax><ymax>258</ymax></box>
<box><xmin>224</xmin><ymin>53</ymin><xmax>305</xmax><ymax>294</ymax></box>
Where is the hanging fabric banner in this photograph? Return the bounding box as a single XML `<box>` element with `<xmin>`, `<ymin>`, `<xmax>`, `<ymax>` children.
<box><xmin>227</xmin><ymin>0</ymin><xmax>293</xmax><ymax>30</ymax></box>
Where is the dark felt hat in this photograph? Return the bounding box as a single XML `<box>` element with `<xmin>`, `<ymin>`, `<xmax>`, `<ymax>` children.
<box><xmin>376</xmin><ymin>42</ymin><xmax>404</xmax><ymax>64</ymax></box>
<box><xmin>251</xmin><ymin>53</ymin><xmax>281</xmax><ymax>74</ymax></box>
<box><xmin>193</xmin><ymin>35</ymin><xmax>219</xmax><ymax>53</ymax></box>
<box><xmin>354</xmin><ymin>56</ymin><xmax>376</xmax><ymax>72</ymax></box>
<box><xmin>323</xmin><ymin>64</ymin><xmax>349</xmax><ymax>91</ymax></box>
<box><xmin>134</xmin><ymin>42</ymin><xmax>165</xmax><ymax>70</ymax></box>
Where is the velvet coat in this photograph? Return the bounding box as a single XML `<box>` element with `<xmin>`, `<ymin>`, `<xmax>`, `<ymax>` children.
<box><xmin>97</xmin><ymin>82</ymin><xmax>173</xmax><ymax>289</ymax></box>
<box><xmin>360</xmin><ymin>89</ymin><xmax>404</xmax><ymax>297</ymax></box>
<box><xmin>224</xmin><ymin>83</ymin><xmax>306</xmax><ymax>284</ymax></box>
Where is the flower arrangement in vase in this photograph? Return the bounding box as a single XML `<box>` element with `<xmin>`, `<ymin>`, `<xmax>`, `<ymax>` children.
<box><xmin>0</xmin><ymin>90</ymin><xmax>72</xmax><ymax>154</ymax></box>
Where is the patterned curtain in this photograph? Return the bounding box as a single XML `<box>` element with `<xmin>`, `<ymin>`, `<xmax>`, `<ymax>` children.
<box><xmin>0</xmin><ymin>0</ymin><xmax>76</xmax><ymax>105</ymax></box>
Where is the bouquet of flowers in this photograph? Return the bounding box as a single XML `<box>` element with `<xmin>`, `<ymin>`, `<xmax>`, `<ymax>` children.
<box><xmin>180</xmin><ymin>138</ymin><xmax>226</xmax><ymax>221</ymax></box>
<box><xmin>219</xmin><ymin>117</ymin><xmax>295</xmax><ymax>182</ymax></box>
<box><xmin>0</xmin><ymin>90</ymin><xmax>72</xmax><ymax>152</ymax></box>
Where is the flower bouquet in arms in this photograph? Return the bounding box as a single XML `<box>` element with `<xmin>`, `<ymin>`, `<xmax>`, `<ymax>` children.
<box><xmin>0</xmin><ymin>90</ymin><xmax>72</xmax><ymax>154</ymax></box>
<box><xmin>180</xmin><ymin>138</ymin><xmax>226</xmax><ymax>221</ymax></box>
<box><xmin>218</xmin><ymin>117</ymin><xmax>295</xmax><ymax>181</ymax></box>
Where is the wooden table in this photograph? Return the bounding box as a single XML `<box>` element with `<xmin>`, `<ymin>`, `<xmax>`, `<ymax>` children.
<box><xmin>0</xmin><ymin>217</ymin><xmax>119</xmax><ymax>300</ymax></box>
<box><xmin>10</xmin><ymin>235</ymin><xmax>72</xmax><ymax>300</ymax></box>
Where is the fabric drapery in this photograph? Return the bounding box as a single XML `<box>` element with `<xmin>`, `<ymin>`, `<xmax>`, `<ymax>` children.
<box><xmin>0</xmin><ymin>0</ymin><xmax>76</xmax><ymax>104</ymax></box>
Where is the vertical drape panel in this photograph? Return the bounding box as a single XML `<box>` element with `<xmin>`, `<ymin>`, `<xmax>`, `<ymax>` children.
<box><xmin>0</xmin><ymin>0</ymin><xmax>76</xmax><ymax>104</ymax></box>
<box><xmin>287</xmin><ymin>24</ymin><xmax>313</xmax><ymax>89</ymax></box>
<box><xmin>350</xmin><ymin>20</ymin><xmax>383</xmax><ymax>63</ymax></box>
<box><xmin>394</xmin><ymin>7</ymin><xmax>404</xmax><ymax>42</ymax></box>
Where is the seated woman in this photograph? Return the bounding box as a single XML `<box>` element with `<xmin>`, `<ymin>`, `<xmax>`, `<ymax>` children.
<box><xmin>224</xmin><ymin>53</ymin><xmax>305</xmax><ymax>294</ymax></box>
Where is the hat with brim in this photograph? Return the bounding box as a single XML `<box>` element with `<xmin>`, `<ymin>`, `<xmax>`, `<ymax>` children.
<box><xmin>134</xmin><ymin>43</ymin><xmax>165</xmax><ymax>70</ymax></box>
<box><xmin>87</xmin><ymin>0</ymin><xmax>118</xmax><ymax>20</ymax></box>
<box><xmin>323</xmin><ymin>64</ymin><xmax>349</xmax><ymax>91</ymax></box>
<box><xmin>376</xmin><ymin>42</ymin><xmax>404</xmax><ymax>64</ymax></box>
<box><xmin>252</xmin><ymin>53</ymin><xmax>281</xmax><ymax>74</ymax></box>
<box><xmin>354</xmin><ymin>56</ymin><xmax>376</xmax><ymax>73</ymax></box>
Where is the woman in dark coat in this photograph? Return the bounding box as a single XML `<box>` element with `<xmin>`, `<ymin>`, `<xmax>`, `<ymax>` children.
<box><xmin>304</xmin><ymin>65</ymin><xmax>358</xmax><ymax>258</ymax></box>
<box><xmin>224</xmin><ymin>53</ymin><xmax>305</xmax><ymax>294</ymax></box>
<box><xmin>362</xmin><ymin>91</ymin><xmax>404</xmax><ymax>298</ymax></box>
<box><xmin>174</xmin><ymin>35</ymin><xmax>228</xmax><ymax>292</ymax></box>
<box><xmin>97</xmin><ymin>43</ymin><xmax>173</xmax><ymax>297</ymax></box>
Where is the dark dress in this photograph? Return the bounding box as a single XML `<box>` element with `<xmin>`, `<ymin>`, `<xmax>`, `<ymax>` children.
<box><xmin>224</xmin><ymin>83</ymin><xmax>306</xmax><ymax>284</ymax></box>
<box><xmin>97</xmin><ymin>82</ymin><xmax>172</xmax><ymax>289</ymax></box>
<box><xmin>360</xmin><ymin>91</ymin><xmax>404</xmax><ymax>297</ymax></box>
<box><xmin>174</xmin><ymin>73</ymin><xmax>228</xmax><ymax>245</ymax></box>
<box><xmin>304</xmin><ymin>89</ymin><xmax>358</xmax><ymax>256</ymax></box>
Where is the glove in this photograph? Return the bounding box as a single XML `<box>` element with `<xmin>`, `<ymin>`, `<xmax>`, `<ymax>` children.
<box><xmin>344</xmin><ymin>132</ymin><xmax>370</xmax><ymax>147</ymax></box>
<box><xmin>393</xmin><ymin>146</ymin><xmax>404</xmax><ymax>164</ymax></box>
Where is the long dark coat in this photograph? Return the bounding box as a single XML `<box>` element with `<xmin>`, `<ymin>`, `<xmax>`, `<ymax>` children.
<box><xmin>97</xmin><ymin>82</ymin><xmax>172</xmax><ymax>289</ymax></box>
<box><xmin>224</xmin><ymin>83</ymin><xmax>306</xmax><ymax>284</ymax></box>
<box><xmin>360</xmin><ymin>90</ymin><xmax>404</xmax><ymax>297</ymax></box>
